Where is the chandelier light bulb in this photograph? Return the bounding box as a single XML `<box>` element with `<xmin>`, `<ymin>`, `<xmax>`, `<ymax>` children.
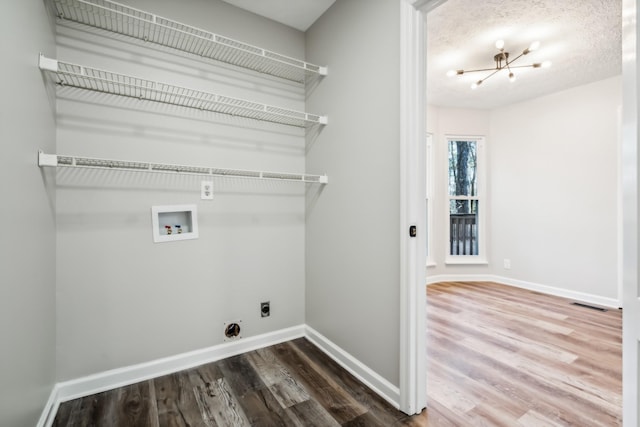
<box><xmin>529</xmin><ymin>41</ymin><xmax>540</xmax><ymax>52</ymax></box>
<box><xmin>541</xmin><ymin>60</ymin><xmax>552</xmax><ymax>68</ymax></box>
<box><xmin>509</xmin><ymin>72</ymin><xmax>516</xmax><ymax>82</ymax></box>
<box><xmin>495</xmin><ymin>39</ymin><xmax>505</xmax><ymax>50</ymax></box>
<box><xmin>446</xmin><ymin>69</ymin><xmax>456</xmax><ymax>77</ymax></box>
<box><xmin>471</xmin><ymin>80</ymin><xmax>482</xmax><ymax>89</ymax></box>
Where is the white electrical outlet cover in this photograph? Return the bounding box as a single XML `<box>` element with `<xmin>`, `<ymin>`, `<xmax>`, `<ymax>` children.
<box><xmin>201</xmin><ymin>181</ymin><xmax>214</xmax><ymax>200</ymax></box>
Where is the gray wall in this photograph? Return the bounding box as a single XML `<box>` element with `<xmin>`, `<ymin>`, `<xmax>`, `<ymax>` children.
<box><xmin>55</xmin><ymin>0</ymin><xmax>309</xmax><ymax>380</ymax></box>
<box><xmin>305</xmin><ymin>0</ymin><xmax>402</xmax><ymax>386</ymax></box>
<box><xmin>490</xmin><ymin>76</ymin><xmax>620</xmax><ymax>299</ymax></box>
<box><xmin>0</xmin><ymin>1</ymin><xmax>57</xmax><ymax>426</ymax></box>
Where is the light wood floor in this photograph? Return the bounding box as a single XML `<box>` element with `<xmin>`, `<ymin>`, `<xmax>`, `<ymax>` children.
<box><xmin>426</xmin><ymin>281</ymin><xmax>622</xmax><ymax>426</ymax></box>
<box><xmin>53</xmin><ymin>338</ymin><xmax>426</xmax><ymax>426</ymax></box>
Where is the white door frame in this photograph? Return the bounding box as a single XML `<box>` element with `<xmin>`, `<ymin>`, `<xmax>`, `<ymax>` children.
<box><xmin>399</xmin><ymin>0</ymin><xmax>426</xmax><ymax>414</ymax></box>
<box><xmin>399</xmin><ymin>0</ymin><xmax>443</xmax><ymax>415</ymax></box>
<box><xmin>621</xmin><ymin>0</ymin><xmax>638</xmax><ymax>426</ymax></box>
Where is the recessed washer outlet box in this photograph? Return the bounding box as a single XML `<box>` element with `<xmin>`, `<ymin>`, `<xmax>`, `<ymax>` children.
<box><xmin>151</xmin><ymin>204</ymin><xmax>198</xmax><ymax>243</ymax></box>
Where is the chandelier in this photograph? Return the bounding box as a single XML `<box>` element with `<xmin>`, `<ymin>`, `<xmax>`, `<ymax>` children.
<box><xmin>447</xmin><ymin>40</ymin><xmax>551</xmax><ymax>89</ymax></box>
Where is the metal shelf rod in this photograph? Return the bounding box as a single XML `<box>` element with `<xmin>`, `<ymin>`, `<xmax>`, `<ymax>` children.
<box><xmin>38</xmin><ymin>151</ymin><xmax>329</xmax><ymax>184</ymax></box>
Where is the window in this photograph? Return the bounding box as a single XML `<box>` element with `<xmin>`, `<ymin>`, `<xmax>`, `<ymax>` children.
<box><xmin>446</xmin><ymin>137</ymin><xmax>486</xmax><ymax>263</ymax></box>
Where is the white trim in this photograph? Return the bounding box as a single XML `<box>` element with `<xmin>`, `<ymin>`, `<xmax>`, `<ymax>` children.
<box><xmin>304</xmin><ymin>326</ymin><xmax>401</xmax><ymax>408</ymax></box>
<box><xmin>40</xmin><ymin>325</ymin><xmax>305</xmax><ymax>426</ymax></box>
<box><xmin>426</xmin><ymin>134</ymin><xmax>435</xmax><ymax>268</ymax></box>
<box><xmin>444</xmin><ymin>134</ymin><xmax>486</xmax><ymax>140</ymax></box>
<box><xmin>426</xmin><ymin>274</ymin><xmax>496</xmax><ymax>284</ymax></box>
<box><xmin>426</xmin><ymin>274</ymin><xmax>621</xmax><ymax>308</ymax></box>
<box><xmin>444</xmin><ymin>257</ymin><xmax>488</xmax><ymax>265</ymax></box>
<box><xmin>399</xmin><ymin>0</ymin><xmax>428</xmax><ymax>415</ymax></box>
<box><xmin>621</xmin><ymin>0</ymin><xmax>638</xmax><ymax>425</ymax></box>
<box><xmin>412</xmin><ymin>0</ymin><xmax>448</xmax><ymax>12</ymax></box>
<box><xmin>36</xmin><ymin>386</ymin><xmax>60</xmax><ymax>427</ymax></box>
<box><xmin>498</xmin><ymin>276</ymin><xmax>621</xmax><ymax>308</ymax></box>
<box><xmin>617</xmin><ymin>103</ymin><xmax>624</xmax><ymax>306</ymax></box>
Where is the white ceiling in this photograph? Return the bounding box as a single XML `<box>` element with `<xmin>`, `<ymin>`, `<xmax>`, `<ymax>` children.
<box><xmin>427</xmin><ymin>0</ymin><xmax>622</xmax><ymax>109</ymax></box>
<box><xmin>220</xmin><ymin>0</ymin><xmax>336</xmax><ymax>32</ymax></box>
<box><xmin>222</xmin><ymin>0</ymin><xmax>621</xmax><ymax>110</ymax></box>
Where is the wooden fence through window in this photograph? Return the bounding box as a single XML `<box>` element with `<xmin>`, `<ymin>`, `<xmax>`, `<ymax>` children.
<box><xmin>450</xmin><ymin>213</ymin><xmax>477</xmax><ymax>255</ymax></box>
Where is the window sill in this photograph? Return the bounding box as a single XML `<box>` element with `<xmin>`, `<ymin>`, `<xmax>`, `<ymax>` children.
<box><xmin>445</xmin><ymin>257</ymin><xmax>488</xmax><ymax>266</ymax></box>
<box><xmin>426</xmin><ymin>261</ymin><xmax>437</xmax><ymax>268</ymax></box>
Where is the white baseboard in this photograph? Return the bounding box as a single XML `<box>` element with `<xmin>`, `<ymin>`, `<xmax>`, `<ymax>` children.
<box><xmin>36</xmin><ymin>385</ymin><xmax>60</xmax><ymax>427</ymax></box>
<box><xmin>304</xmin><ymin>325</ymin><xmax>400</xmax><ymax>409</ymax></box>
<box><xmin>426</xmin><ymin>274</ymin><xmax>495</xmax><ymax>285</ymax></box>
<box><xmin>427</xmin><ymin>274</ymin><xmax>621</xmax><ymax>308</ymax></box>
<box><xmin>39</xmin><ymin>324</ymin><xmax>305</xmax><ymax>427</ymax></box>
<box><xmin>494</xmin><ymin>275</ymin><xmax>621</xmax><ymax>308</ymax></box>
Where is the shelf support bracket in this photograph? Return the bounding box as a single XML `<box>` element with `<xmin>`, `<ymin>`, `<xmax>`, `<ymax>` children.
<box><xmin>38</xmin><ymin>54</ymin><xmax>58</xmax><ymax>72</ymax></box>
<box><xmin>38</xmin><ymin>151</ymin><xmax>58</xmax><ymax>167</ymax></box>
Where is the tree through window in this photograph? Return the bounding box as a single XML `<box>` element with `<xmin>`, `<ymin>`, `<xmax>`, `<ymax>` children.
<box><xmin>448</xmin><ymin>139</ymin><xmax>480</xmax><ymax>256</ymax></box>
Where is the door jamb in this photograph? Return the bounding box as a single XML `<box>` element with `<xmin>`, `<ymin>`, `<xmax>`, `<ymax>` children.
<box><xmin>399</xmin><ymin>0</ymin><xmax>440</xmax><ymax>414</ymax></box>
<box><xmin>621</xmin><ymin>0</ymin><xmax>638</xmax><ymax>425</ymax></box>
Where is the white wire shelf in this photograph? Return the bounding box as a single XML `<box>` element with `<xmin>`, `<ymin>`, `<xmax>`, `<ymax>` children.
<box><xmin>38</xmin><ymin>152</ymin><xmax>329</xmax><ymax>184</ymax></box>
<box><xmin>39</xmin><ymin>55</ymin><xmax>327</xmax><ymax>128</ymax></box>
<box><xmin>50</xmin><ymin>0</ymin><xmax>327</xmax><ymax>83</ymax></box>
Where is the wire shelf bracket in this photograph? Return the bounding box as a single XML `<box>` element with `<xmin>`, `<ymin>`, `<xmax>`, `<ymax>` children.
<box><xmin>39</xmin><ymin>55</ymin><xmax>328</xmax><ymax>128</ymax></box>
<box><xmin>51</xmin><ymin>0</ymin><xmax>328</xmax><ymax>83</ymax></box>
<box><xmin>38</xmin><ymin>151</ymin><xmax>329</xmax><ymax>184</ymax></box>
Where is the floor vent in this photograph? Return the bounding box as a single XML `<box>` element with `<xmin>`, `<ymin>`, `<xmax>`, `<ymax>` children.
<box><xmin>571</xmin><ymin>302</ymin><xmax>607</xmax><ymax>312</ymax></box>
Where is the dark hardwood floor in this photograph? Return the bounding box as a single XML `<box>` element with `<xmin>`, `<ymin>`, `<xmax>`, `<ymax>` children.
<box><xmin>53</xmin><ymin>338</ymin><xmax>426</xmax><ymax>426</ymax></box>
<box><xmin>54</xmin><ymin>281</ymin><xmax>621</xmax><ymax>426</ymax></box>
<box><xmin>426</xmin><ymin>281</ymin><xmax>622</xmax><ymax>426</ymax></box>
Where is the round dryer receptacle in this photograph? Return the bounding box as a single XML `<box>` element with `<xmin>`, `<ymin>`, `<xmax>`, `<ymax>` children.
<box><xmin>223</xmin><ymin>321</ymin><xmax>242</xmax><ymax>341</ymax></box>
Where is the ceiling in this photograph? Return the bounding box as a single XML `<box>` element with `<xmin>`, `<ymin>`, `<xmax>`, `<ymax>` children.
<box><xmin>427</xmin><ymin>0</ymin><xmax>622</xmax><ymax>109</ymax></box>
<box><xmin>222</xmin><ymin>0</ymin><xmax>621</xmax><ymax>110</ymax></box>
<box><xmin>220</xmin><ymin>0</ymin><xmax>336</xmax><ymax>32</ymax></box>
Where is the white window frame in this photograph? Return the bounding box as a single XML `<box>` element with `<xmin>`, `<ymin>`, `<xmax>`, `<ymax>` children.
<box><xmin>426</xmin><ymin>133</ymin><xmax>436</xmax><ymax>267</ymax></box>
<box><xmin>445</xmin><ymin>135</ymin><xmax>487</xmax><ymax>265</ymax></box>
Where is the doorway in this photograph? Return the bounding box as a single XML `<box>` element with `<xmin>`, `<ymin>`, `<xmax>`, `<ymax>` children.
<box><xmin>400</xmin><ymin>0</ymin><xmax>638</xmax><ymax>424</ymax></box>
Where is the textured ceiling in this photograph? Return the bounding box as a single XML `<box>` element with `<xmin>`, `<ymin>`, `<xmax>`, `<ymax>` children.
<box><xmin>427</xmin><ymin>0</ymin><xmax>622</xmax><ymax>109</ymax></box>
